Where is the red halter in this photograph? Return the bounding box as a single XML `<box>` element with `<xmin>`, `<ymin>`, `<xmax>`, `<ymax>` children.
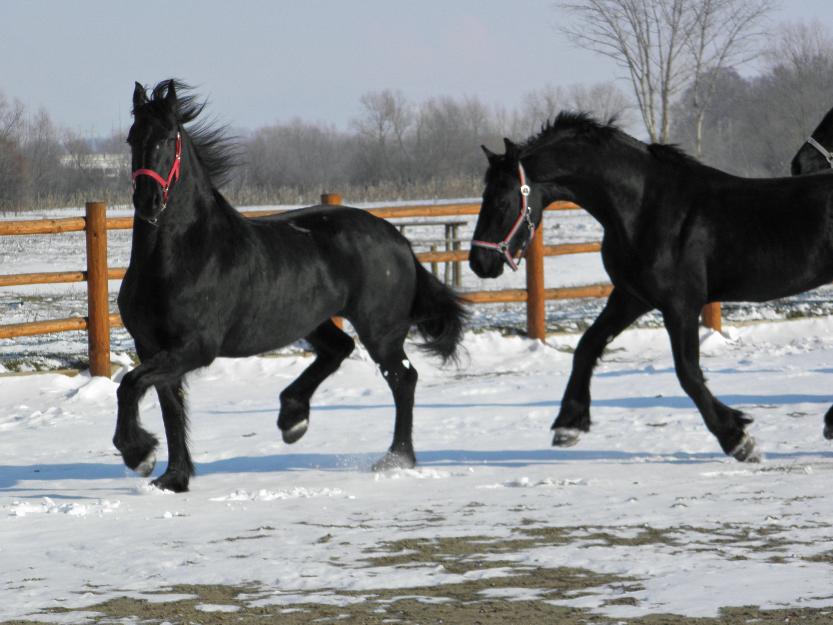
<box><xmin>471</xmin><ymin>162</ymin><xmax>535</xmax><ymax>271</ymax></box>
<box><xmin>131</xmin><ymin>132</ymin><xmax>182</xmax><ymax>210</ymax></box>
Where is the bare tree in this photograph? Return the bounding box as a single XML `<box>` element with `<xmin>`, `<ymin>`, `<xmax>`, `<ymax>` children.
<box><xmin>685</xmin><ymin>0</ymin><xmax>773</xmax><ymax>155</ymax></box>
<box><xmin>0</xmin><ymin>91</ymin><xmax>27</xmax><ymax>209</ymax></box>
<box><xmin>516</xmin><ymin>81</ymin><xmax>633</xmax><ymax>136</ymax></box>
<box><xmin>351</xmin><ymin>89</ymin><xmax>413</xmax><ymax>181</ymax></box>
<box><xmin>558</xmin><ymin>0</ymin><xmax>775</xmax><ymax>143</ymax></box>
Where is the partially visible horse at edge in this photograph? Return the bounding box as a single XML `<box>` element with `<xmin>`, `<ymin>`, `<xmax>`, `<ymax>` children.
<box><xmin>116</xmin><ymin>80</ymin><xmax>467</xmax><ymax>492</ymax></box>
<box><xmin>469</xmin><ymin>111</ymin><xmax>833</xmax><ymax>462</ymax></box>
<box><xmin>792</xmin><ymin>105</ymin><xmax>833</xmax><ymax>175</ymax></box>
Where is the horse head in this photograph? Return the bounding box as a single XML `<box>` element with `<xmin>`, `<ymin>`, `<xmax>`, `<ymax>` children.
<box><xmin>469</xmin><ymin>138</ymin><xmax>545</xmax><ymax>278</ymax></box>
<box><xmin>128</xmin><ymin>80</ymin><xmax>184</xmax><ymax>225</ymax></box>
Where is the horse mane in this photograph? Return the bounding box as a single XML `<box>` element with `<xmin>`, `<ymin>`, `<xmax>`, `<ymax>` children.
<box><xmin>519</xmin><ymin>110</ymin><xmax>707</xmax><ymax>170</ymax></box>
<box><xmin>519</xmin><ymin>111</ymin><xmax>620</xmax><ymax>155</ymax></box>
<box><xmin>139</xmin><ymin>80</ymin><xmax>240</xmax><ymax>188</ymax></box>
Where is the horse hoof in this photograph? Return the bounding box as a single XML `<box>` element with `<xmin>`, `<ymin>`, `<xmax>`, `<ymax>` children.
<box><xmin>281</xmin><ymin>418</ymin><xmax>308</xmax><ymax>444</ymax></box>
<box><xmin>150</xmin><ymin>472</ymin><xmax>189</xmax><ymax>493</ymax></box>
<box><xmin>824</xmin><ymin>424</ymin><xmax>833</xmax><ymax>440</ymax></box>
<box><xmin>552</xmin><ymin>427</ymin><xmax>582</xmax><ymax>447</ymax></box>
<box><xmin>371</xmin><ymin>451</ymin><xmax>416</xmax><ymax>472</ymax></box>
<box><xmin>134</xmin><ymin>450</ymin><xmax>157</xmax><ymax>477</ymax></box>
<box><xmin>731</xmin><ymin>434</ymin><xmax>762</xmax><ymax>463</ymax></box>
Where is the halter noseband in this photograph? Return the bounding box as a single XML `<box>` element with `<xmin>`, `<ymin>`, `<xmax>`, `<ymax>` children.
<box><xmin>131</xmin><ymin>132</ymin><xmax>182</xmax><ymax>221</ymax></box>
<box><xmin>806</xmin><ymin>136</ymin><xmax>833</xmax><ymax>168</ymax></box>
<box><xmin>471</xmin><ymin>162</ymin><xmax>536</xmax><ymax>271</ymax></box>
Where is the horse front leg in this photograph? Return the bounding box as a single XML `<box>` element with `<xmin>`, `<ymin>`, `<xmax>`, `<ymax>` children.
<box><xmin>662</xmin><ymin>306</ymin><xmax>758</xmax><ymax>462</ymax></box>
<box><xmin>113</xmin><ymin>345</ymin><xmax>210</xmax><ymax>490</ymax></box>
<box><xmin>153</xmin><ymin>380</ymin><xmax>193</xmax><ymax>492</ymax></box>
<box><xmin>552</xmin><ymin>288</ymin><xmax>651</xmax><ymax>447</ymax></box>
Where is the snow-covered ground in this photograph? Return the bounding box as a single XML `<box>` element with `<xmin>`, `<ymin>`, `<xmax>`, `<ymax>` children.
<box><xmin>2</xmin><ymin>318</ymin><xmax>833</xmax><ymax>622</ymax></box>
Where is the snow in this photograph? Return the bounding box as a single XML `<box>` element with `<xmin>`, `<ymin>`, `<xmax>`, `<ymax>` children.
<box><xmin>2</xmin><ymin>319</ymin><xmax>833</xmax><ymax>620</ymax></box>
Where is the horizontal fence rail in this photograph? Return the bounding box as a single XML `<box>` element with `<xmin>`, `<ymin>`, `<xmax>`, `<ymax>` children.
<box><xmin>0</xmin><ymin>195</ymin><xmax>722</xmax><ymax>376</ymax></box>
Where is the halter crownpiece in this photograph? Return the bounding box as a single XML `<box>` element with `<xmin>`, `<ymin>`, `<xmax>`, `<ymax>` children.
<box><xmin>471</xmin><ymin>162</ymin><xmax>536</xmax><ymax>271</ymax></box>
<box><xmin>807</xmin><ymin>136</ymin><xmax>833</xmax><ymax>168</ymax></box>
<box><xmin>131</xmin><ymin>132</ymin><xmax>182</xmax><ymax>220</ymax></box>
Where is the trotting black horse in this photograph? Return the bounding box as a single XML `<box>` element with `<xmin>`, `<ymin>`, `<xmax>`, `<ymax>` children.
<box><xmin>470</xmin><ymin>111</ymin><xmax>833</xmax><ymax>462</ymax></box>
<box><xmin>115</xmin><ymin>80</ymin><xmax>466</xmax><ymax>492</ymax></box>
<box><xmin>792</xmin><ymin>105</ymin><xmax>833</xmax><ymax>175</ymax></box>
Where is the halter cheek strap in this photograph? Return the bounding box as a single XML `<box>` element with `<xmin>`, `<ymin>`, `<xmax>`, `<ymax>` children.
<box><xmin>471</xmin><ymin>162</ymin><xmax>536</xmax><ymax>271</ymax></box>
<box><xmin>131</xmin><ymin>132</ymin><xmax>182</xmax><ymax>211</ymax></box>
<box><xmin>807</xmin><ymin>136</ymin><xmax>833</xmax><ymax>168</ymax></box>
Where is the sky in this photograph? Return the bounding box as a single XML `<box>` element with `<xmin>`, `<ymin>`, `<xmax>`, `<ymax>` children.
<box><xmin>1</xmin><ymin>0</ymin><xmax>832</xmax><ymax>137</ymax></box>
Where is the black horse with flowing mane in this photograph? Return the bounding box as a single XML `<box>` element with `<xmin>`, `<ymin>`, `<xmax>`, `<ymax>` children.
<box><xmin>470</xmin><ymin>111</ymin><xmax>833</xmax><ymax>462</ymax></box>
<box><xmin>116</xmin><ymin>80</ymin><xmax>467</xmax><ymax>492</ymax></box>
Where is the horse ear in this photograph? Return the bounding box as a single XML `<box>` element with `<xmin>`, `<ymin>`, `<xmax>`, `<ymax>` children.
<box><xmin>132</xmin><ymin>82</ymin><xmax>147</xmax><ymax>110</ymax></box>
<box><xmin>503</xmin><ymin>137</ymin><xmax>519</xmax><ymax>158</ymax></box>
<box><xmin>481</xmin><ymin>144</ymin><xmax>499</xmax><ymax>163</ymax></box>
<box><xmin>165</xmin><ymin>80</ymin><xmax>177</xmax><ymax>107</ymax></box>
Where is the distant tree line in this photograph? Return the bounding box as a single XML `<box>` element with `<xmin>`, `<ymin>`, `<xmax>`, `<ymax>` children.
<box><xmin>671</xmin><ymin>21</ymin><xmax>833</xmax><ymax>176</ymax></box>
<box><xmin>1</xmin><ymin>16</ymin><xmax>831</xmax><ymax>211</ymax></box>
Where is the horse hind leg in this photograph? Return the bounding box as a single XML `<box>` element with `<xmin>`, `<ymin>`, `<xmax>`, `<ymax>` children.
<box><xmin>663</xmin><ymin>306</ymin><xmax>760</xmax><ymax>462</ymax></box>
<box><xmin>278</xmin><ymin>320</ymin><xmax>355</xmax><ymax>444</ymax></box>
<box><xmin>361</xmin><ymin>334</ymin><xmax>419</xmax><ymax>472</ymax></box>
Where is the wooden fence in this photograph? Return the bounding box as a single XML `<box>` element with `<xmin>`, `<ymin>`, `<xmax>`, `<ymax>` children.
<box><xmin>0</xmin><ymin>194</ymin><xmax>721</xmax><ymax>377</ymax></box>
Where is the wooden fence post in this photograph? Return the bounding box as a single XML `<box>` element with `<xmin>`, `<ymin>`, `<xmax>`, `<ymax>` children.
<box><xmin>525</xmin><ymin>225</ymin><xmax>546</xmax><ymax>340</ymax></box>
<box><xmin>85</xmin><ymin>201</ymin><xmax>111</xmax><ymax>377</ymax></box>
<box><xmin>321</xmin><ymin>193</ymin><xmax>344</xmax><ymax>330</ymax></box>
<box><xmin>321</xmin><ymin>192</ymin><xmax>342</xmax><ymax>206</ymax></box>
<box><xmin>701</xmin><ymin>302</ymin><xmax>722</xmax><ymax>332</ymax></box>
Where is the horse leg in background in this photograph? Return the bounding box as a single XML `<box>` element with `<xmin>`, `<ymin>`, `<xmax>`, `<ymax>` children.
<box><xmin>153</xmin><ymin>379</ymin><xmax>193</xmax><ymax>493</ymax></box>
<box><xmin>356</xmin><ymin>326</ymin><xmax>418</xmax><ymax>471</ymax></box>
<box><xmin>278</xmin><ymin>320</ymin><xmax>355</xmax><ymax>444</ymax></box>
<box><xmin>552</xmin><ymin>288</ymin><xmax>652</xmax><ymax>447</ymax></box>
<box><xmin>113</xmin><ymin>345</ymin><xmax>209</xmax><ymax>486</ymax></box>
<box><xmin>662</xmin><ymin>305</ymin><xmax>758</xmax><ymax>462</ymax></box>
<box><xmin>822</xmin><ymin>407</ymin><xmax>833</xmax><ymax>440</ymax></box>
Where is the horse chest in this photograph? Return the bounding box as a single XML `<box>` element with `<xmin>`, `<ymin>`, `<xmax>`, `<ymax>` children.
<box><xmin>119</xmin><ymin>267</ymin><xmax>214</xmax><ymax>348</ymax></box>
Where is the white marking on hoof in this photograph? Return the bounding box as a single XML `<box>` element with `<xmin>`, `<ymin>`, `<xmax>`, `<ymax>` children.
<box><xmin>552</xmin><ymin>427</ymin><xmax>582</xmax><ymax>447</ymax></box>
<box><xmin>731</xmin><ymin>433</ymin><xmax>762</xmax><ymax>463</ymax></box>
<box><xmin>134</xmin><ymin>450</ymin><xmax>157</xmax><ymax>477</ymax></box>
<box><xmin>282</xmin><ymin>418</ymin><xmax>308</xmax><ymax>444</ymax></box>
<box><xmin>402</xmin><ymin>359</ymin><xmax>411</xmax><ymax>369</ymax></box>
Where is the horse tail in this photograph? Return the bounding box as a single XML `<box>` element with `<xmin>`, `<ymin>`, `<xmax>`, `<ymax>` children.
<box><xmin>410</xmin><ymin>256</ymin><xmax>468</xmax><ymax>363</ymax></box>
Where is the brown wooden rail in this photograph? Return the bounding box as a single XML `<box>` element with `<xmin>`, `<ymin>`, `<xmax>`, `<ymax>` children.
<box><xmin>0</xmin><ymin>196</ymin><xmax>721</xmax><ymax>376</ymax></box>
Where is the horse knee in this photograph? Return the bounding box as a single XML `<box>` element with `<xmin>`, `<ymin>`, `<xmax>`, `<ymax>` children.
<box><xmin>381</xmin><ymin>360</ymin><xmax>418</xmax><ymax>391</ymax></box>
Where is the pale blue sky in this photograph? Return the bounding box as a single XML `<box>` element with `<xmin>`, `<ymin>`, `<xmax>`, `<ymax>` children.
<box><xmin>1</xmin><ymin>0</ymin><xmax>831</xmax><ymax>135</ymax></box>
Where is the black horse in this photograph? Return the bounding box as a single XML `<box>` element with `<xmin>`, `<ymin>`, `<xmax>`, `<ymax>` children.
<box><xmin>116</xmin><ymin>80</ymin><xmax>466</xmax><ymax>492</ymax></box>
<box><xmin>470</xmin><ymin>111</ymin><xmax>833</xmax><ymax>462</ymax></box>
<box><xmin>792</xmin><ymin>105</ymin><xmax>833</xmax><ymax>175</ymax></box>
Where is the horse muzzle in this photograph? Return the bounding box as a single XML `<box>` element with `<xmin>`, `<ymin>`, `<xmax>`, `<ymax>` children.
<box><xmin>469</xmin><ymin>246</ymin><xmax>505</xmax><ymax>278</ymax></box>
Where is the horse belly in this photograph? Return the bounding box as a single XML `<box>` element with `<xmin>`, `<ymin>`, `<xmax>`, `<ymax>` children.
<box><xmin>217</xmin><ymin>274</ymin><xmax>346</xmax><ymax>358</ymax></box>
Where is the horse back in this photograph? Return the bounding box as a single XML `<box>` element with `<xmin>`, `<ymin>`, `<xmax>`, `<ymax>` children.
<box><xmin>696</xmin><ymin>176</ymin><xmax>833</xmax><ymax>301</ymax></box>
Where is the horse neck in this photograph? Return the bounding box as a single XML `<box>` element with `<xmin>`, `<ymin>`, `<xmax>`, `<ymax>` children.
<box><xmin>525</xmin><ymin>141</ymin><xmax>648</xmax><ymax>231</ymax></box>
<box><xmin>129</xmin><ymin>139</ymin><xmax>238</xmax><ymax>266</ymax></box>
